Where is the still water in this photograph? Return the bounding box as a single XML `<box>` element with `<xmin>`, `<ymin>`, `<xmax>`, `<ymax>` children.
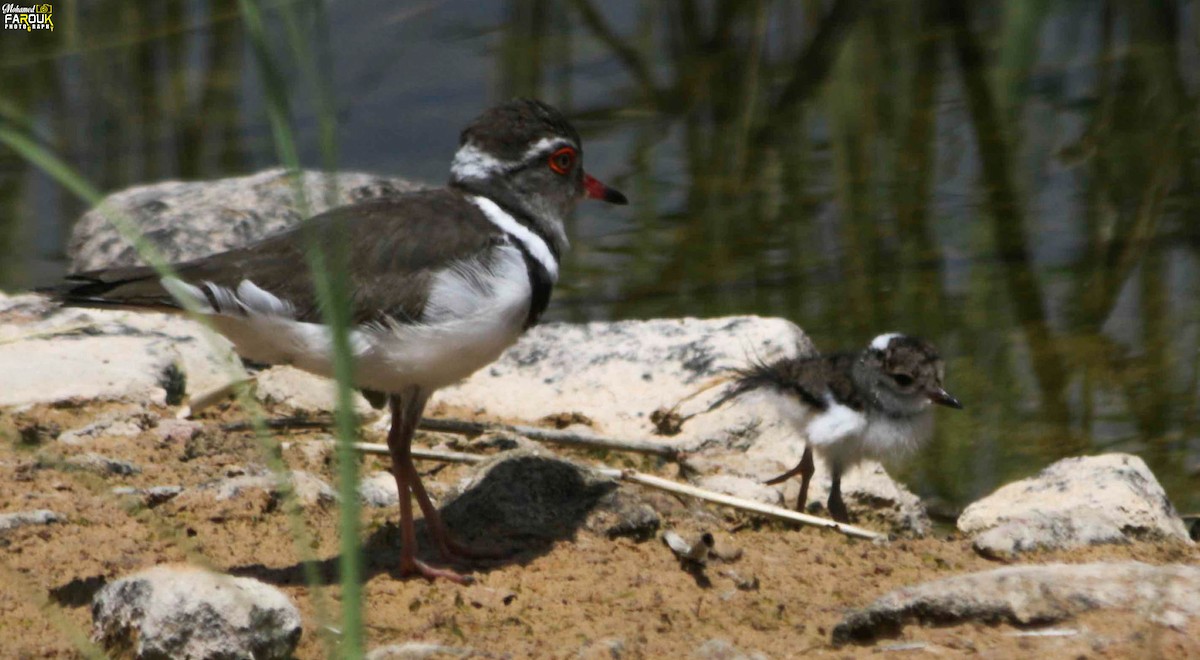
<box><xmin>1</xmin><ymin>1</ymin><xmax>1197</xmax><ymax>513</ymax></box>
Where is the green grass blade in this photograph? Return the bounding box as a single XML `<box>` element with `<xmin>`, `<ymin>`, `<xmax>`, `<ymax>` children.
<box><xmin>0</xmin><ymin>117</ymin><xmax>337</xmax><ymax>656</ymax></box>
<box><xmin>239</xmin><ymin>1</ymin><xmax>362</xmax><ymax>656</ymax></box>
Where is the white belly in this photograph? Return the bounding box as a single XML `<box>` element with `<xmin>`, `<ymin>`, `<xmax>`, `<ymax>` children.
<box><xmin>209</xmin><ymin>245</ymin><xmax>533</xmax><ymax>392</ymax></box>
<box><xmin>762</xmin><ymin>391</ymin><xmax>932</xmax><ymax>470</ymax></box>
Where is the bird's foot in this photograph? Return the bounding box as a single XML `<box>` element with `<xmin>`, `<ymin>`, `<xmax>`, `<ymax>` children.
<box><xmin>827</xmin><ymin>499</ymin><xmax>851</xmax><ymax>524</ymax></box>
<box><xmin>399</xmin><ymin>556</ymin><xmax>475</xmax><ymax>584</ymax></box>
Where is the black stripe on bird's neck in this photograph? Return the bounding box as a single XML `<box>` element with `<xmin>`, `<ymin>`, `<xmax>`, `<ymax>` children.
<box><xmin>511</xmin><ymin>240</ymin><xmax>555</xmax><ymax>329</ymax></box>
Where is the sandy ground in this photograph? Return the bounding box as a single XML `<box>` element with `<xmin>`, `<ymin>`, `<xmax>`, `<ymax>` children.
<box><xmin>1</xmin><ymin>400</ymin><xmax>1197</xmax><ymax>659</ymax></box>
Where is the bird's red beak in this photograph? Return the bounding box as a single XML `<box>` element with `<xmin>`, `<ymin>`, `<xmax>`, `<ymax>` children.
<box><xmin>583</xmin><ymin>173</ymin><xmax>628</xmax><ymax>205</ymax></box>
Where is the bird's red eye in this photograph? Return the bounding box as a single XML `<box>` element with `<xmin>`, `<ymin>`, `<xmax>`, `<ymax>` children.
<box><xmin>548</xmin><ymin>147</ymin><xmax>576</xmax><ymax>175</ymax></box>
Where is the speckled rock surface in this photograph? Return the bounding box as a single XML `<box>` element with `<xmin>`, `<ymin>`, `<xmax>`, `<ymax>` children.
<box><xmin>833</xmin><ymin>562</ymin><xmax>1200</xmax><ymax>645</ymax></box>
<box><xmin>92</xmin><ymin>565</ymin><xmax>301</xmax><ymax>659</ymax></box>
<box><xmin>0</xmin><ymin>293</ymin><xmax>236</xmax><ymax>407</ymax></box>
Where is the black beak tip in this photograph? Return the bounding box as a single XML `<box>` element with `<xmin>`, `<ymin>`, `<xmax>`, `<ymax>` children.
<box><xmin>605</xmin><ymin>188</ymin><xmax>629</xmax><ymax>205</ymax></box>
<box><xmin>931</xmin><ymin>389</ymin><xmax>963</xmax><ymax>410</ymax></box>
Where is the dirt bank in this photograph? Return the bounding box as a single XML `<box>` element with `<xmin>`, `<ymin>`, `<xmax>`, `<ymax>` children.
<box><xmin>0</xmin><ymin>401</ymin><xmax>1196</xmax><ymax>658</ymax></box>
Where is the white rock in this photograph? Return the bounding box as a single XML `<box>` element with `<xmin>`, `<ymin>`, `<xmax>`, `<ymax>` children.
<box><xmin>0</xmin><ymin>509</ymin><xmax>62</xmax><ymax>531</ymax></box>
<box><xmin>359</xmin><ymin>470</ymin><xmax>399</xmax><ymax>507</ymax></box>
<box><xmin>832</xmin><ymin>562</ymin><xmax>1200</xmax><ymax>645</ymax></box>
<box><xmin>434</xmin><ymin>317</ymin><xmax>809</xmax><ymax>438</ymax></box>
<box><xmin>0</xmin><ymin>295</ymin><xmax>239</xmax><ymax>407</ymax></box>
<box><xmin>92</xmin><ymin>565</ymin><xmax>301</xmax><ymax>659</ymax></box>
<box><xmin>958</xmin><ymin>453</ymin><xmax>1191</xmax><ymax>557</ymax></box>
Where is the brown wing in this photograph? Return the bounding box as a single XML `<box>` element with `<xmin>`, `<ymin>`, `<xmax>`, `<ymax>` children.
<box><xmin>711</xmin><ymin>351</ymin><xmax>866</xmax><ymax>414</ymax></box>
<box><xmin>47</xmin><ymin>190</ymin><xmax>506</xmax><ymax>325</ymax></box>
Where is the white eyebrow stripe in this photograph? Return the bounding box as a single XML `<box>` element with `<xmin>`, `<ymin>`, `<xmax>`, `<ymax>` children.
<box><xmin>468</xmin><ymin>195</ymin><xmax>559</xmax><ymax>282</ymax></box>
<box><xmin>870</xmin><ymin>333</ymin><xmax>902</xmax><ymax>351</ymax></box>
<box><xmin>522</xmin><ymin>137</ymin><xmax>571</xmax><ymax>160</ymax></box>
<box><xmin>450</xmin><ymin>142</ymin><xmax>511</xmax><ymax>181</ymax></box>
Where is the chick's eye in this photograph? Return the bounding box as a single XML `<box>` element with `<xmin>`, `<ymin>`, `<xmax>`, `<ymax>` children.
<box><xmin>891</xmin><ymin>373</ymin><xmax>914</xmax><ymax>387</ymax></box>
<box><xmin>548</xmin><ymin>147</ymin><xmax>576</xmax><ymax>175</ymax></box>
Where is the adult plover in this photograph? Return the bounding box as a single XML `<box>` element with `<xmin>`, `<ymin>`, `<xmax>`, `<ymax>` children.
<box><xmin>712</xmin><ymin>333</ymin><xmax>961</xmax><ymax>523</ymax></box>
<box><xmin>44</xmin><ymin>99</ymin><xmax>627</xmax><ymax>582</ymax></box>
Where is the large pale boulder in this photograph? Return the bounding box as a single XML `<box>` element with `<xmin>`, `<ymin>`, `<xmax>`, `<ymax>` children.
<box><xmin>958</xmin><ymin>454</ymin><xmax>1191</xmax><ymax>558</ymax></box>
<box><xmin>92</xmin><ymin>565</ymin><xmax>301</xmax><ymax>659</ymax></box>
<box><xmin>432</xmin><ymin>317</ymin><xmax>809</xmax><ymax>438</ymax></box>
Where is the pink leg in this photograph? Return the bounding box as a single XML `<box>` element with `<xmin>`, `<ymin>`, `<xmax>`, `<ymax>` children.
<box><xmin>764</xmin><ymin>445</ymin><xmax>815</xmax><ymax>512</ymax></box>
<box><xmin>386</xmin><ymin>389</ymin><xmax>472</xmax><ymax>584</ymax></box>
<box><xmin>403</xmin><ymin>461</ymin><xmax>505</xmax><ymax>561</ymax></box>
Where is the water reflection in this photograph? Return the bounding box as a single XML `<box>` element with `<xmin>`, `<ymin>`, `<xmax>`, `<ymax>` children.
<box><xmin>1</xmin><ymin>0</ymin><xmax>1197</xmax><ymax>511</ymax></box>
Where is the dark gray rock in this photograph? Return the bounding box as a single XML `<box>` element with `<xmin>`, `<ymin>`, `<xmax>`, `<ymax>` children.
<box><xmin>92</xmin><ymin>565</ymin><xmax>301</xmax><ymax>659</ymax></box>
<box><xmin>958</xmin><ymin>454</ymin><xmax>1191</xmax><ymax>558</ymax></box>
<box><xmin>832</xmin><ymin>562</ymin><xmax>1200</xmax><ymax>646</ymax></box>
<box><xmin>440</xmin><ymin>450</ymin><xmax>660</xmax><ymax>554</ymax></box>
<box><xmin>69</xmin><ymin>168</ymin><xmax>426</xmax><ymax>271</ymax></box>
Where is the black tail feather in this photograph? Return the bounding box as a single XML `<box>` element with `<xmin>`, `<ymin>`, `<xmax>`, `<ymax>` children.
<box><xmin>37</xmin><ymin>265</ymin><xmax>179</xmax><ymax>312</ymax></box>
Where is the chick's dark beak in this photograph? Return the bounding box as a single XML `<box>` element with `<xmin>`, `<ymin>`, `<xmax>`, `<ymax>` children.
<box><xmin>929</xmin><ymin>387</ymin><xmax>963</xmax><ymax>409</ymax></box>
<box><xmin>583</xmin><ymin>173</ymin><xmax>628</xmax><ymax>205</ymax></box>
